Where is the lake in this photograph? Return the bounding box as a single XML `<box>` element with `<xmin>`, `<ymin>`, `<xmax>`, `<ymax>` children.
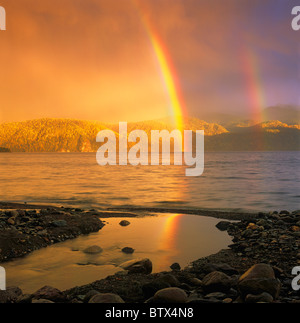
<box><xmin>0</xmin><ymin>151</ymin><xmax>299</xmax><ymax>212</ymax></box>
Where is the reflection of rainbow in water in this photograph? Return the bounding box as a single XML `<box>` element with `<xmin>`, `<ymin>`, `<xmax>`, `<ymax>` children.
<box><xmin>158</xmin><ymin>214</ymin><xmax>183</xmax><ymax>253</ymax></box>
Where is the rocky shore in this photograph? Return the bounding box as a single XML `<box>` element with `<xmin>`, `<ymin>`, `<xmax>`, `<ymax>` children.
<box><xmin>0</xmin><ymin>204</ymin><xmax>104</xmax><ymax>262</ymax></box>
<box><xmin>0</xmin><ymin>203</ymin><xmax>299</xmax><ymax>303</ymax></box>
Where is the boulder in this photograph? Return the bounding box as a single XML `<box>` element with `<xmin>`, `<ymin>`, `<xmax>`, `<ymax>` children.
<box><xmin>52</xmin><ymin>220</ymin><xmax>67</xmax><ymax>227</ymax></box>
<box><xmin>32</xmin><ymin>286</ymin><xmax>65</xmax><ymax>302</ymax></box>
<box><xmin>203</xmin><ymin>263</ymin><xmax>239</xmax><ymax>276</ymax></box>
<box><xmin>245</xmin><ymin>292</ymin><xmax>274</xmax><ymax>303</ymax></box>
<box><xmin>119</xmin><ymin>220</ymin><xmax>130</xmax><ymax>227</ymax></box>
<box><xmin>32</xmin><ymin>298</ymin><xmax>55</xmax><ymax>303</ymax></box>
<box><xmin>83</xmin><ymin>245</ymin><xmax>103</xmax><ymax>254</ymax></box>
<box><xmin>89</xmin><ymin>293</ymin><xmax>125</xmax><ymax>303</ymax></box>
<box><xmin>142</xmin><ymin>280</ymin><xmax>171</xmax><ymax>298</ymax></box>
<box><xmin>0</xmin><ymin>286</ymin><xmax>22</xmax><ymax>303</ymax></box>
<box><xmin>216</xmin><ymin>221</ymin><xmax>231</xmax><ymax>231</ymax></box>
<box><xmin>121</xmin><ymin>247</ymin><xmax>135</xmax><ymax>254</ymax></box>
<box><xmin>120</xmin><ymin>258</ymin><xmax>152</xmax><ymax>274</ymax></box>
<box><xmin>202</xmin><ymin>271</ymin><xmax>232</xmax><ymax>293</ymax></box>
<box><xmin>170</xmin><ymin>263</ymin><xmax>181</xmax><ymax>271</ymax></box>
<box><xmin>83</xmin><ymin>290</ymin><xmax>100</xmax><ymax>303</ymax></box>
<box><xmin>238</xmin><ymin>264</ymin><xmax>281</xmax><ymax>299</ymax></box>
<box><xmin>152</xmin><ymin>287</ymin><xmax>188</xmax><ymax>303</ymax></box>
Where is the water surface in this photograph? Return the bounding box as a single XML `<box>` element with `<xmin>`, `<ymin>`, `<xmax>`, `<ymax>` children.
<box><xmin>4</xmin><ymin>214</ymin><xmax>232</xmax><ymax>293</ymax></box>
<box><xmin>0</xmin><ymin>151</ymin><xmax>299</xmax><ymax>212</ymax></box>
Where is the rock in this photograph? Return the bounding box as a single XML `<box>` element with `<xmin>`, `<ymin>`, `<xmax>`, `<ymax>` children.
<box><xmin>280</xmin><ymin>210</ymin><xmax>290</xmax><ymax>215</ymax></box>
<box><xmin>8</xmin><ymin>210</ymin><xmax>19</xmax><ymax>217</ymax></box>
<box><xmin>142</xmin><ymin>280</ymin><xmax>172</xmax><ymax>298</ymax></box>
<box><xmin>89</xmin><ymin>293</ymin><xmax>125</xmax><ymax>303</ymax></box>
<box><xmin>205</xmin><ymin>292</ymin><xmax>227</xmax><ymax>300</ymax></box>
<box><xmin>170</xmin><ymin>263</ymin><xmax>181</xmax><ymax>271</ymax></box>
<box><xmin>189</xmin><ymin>278</ymin><xmax>202</xmax><ymax>286</ymax></box>
<box><xmin>202</xmin><ymin>271</ymin><xmax>232</xmax><ymax>293</ymax></box>
<box><xmin>158</xmin><ymin>274</ymin><xmax>180</xmax><ymax>287</ymax></box>
<box><xmin>32</xmin><ymin>286</ymin><xmax>65</xmax><ymax>302</ymax></box>
<box><xmin>52</xmin><ymin>220</ymin><xmax>67</xmax><ymax>227</ymax></box>
<box><xmin>238</xmin><ymin>264</ymin><xmax>281</xmax><ymax>299</ymax></box>
<box><xmin>120</xmin><ymin>258</ymin><xmax>152</xmax><ymax>274</ymax></box>
<box><xmin>7</xmin><ymin>218</ymin><xmax>15</xmax><ymax>225</ymax></box>
<box><xmin>291</xmin><ymin>226</ymin><xmax>300</xmax><ymax>232</ymax></box>
<box><xmin>223</xmin><ymin>298</ymin><xmax>233</xmax><ymax>303</ymax></box>
<box><xmin>245</xmin><ymin>292</ymin><xmax>274</xmax><ymax>303</ymax></box>
<box><xmin>83</xmin><ymin>245</ymin><xmax>103</xmax><ymax>254</ymax></box>
<box><xmin>83</xmin><ymin>290</ymin><xmax>100</xmax><ymax>303</ymax></box>
<box><xmin>0</xmin><ymin>286</ymin><xmax>23</xmax><ymax>303</ymax></box>
<box><xmin>32</xmin><ymin>298</ymin><xmax>55</xmax><ymax>303</ymax></box>
<box><xmin>16</xmin><ymin>294</ymin><xmax>33</xmax><ymax>304</ymax></box>
<box><xmin>152</xmin><ymin>287</ymin><xmax>188</xmax><ymax>303</ymax></box>
<box><xmin>121</xmin><ymin>247</ymin><xmax>135</xmax><ymax>254</ymax></box>
<box><xmin>216</xmin><ymin>221</ymin><xmax>231</xmax><ymax>231</ymax></box>
<box><xmin>119</xmin><ymin>220</ymin><xmax>130</xmax><ymax>227</ymax></box>
<box><xmin>203</xmin><ymin>263</ymin><xmax>239</xmax><ymax>276</ymax></box>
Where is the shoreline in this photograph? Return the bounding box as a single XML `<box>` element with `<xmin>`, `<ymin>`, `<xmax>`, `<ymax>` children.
<box><xmin>0</xmin><ymin>202</ymin><xmax>299</xmax><ymax>303</ymax></box>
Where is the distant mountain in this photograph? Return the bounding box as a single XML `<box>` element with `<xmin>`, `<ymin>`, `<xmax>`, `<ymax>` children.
<box><xmin>0</xmin><ymin>118</ymin><xmax>108</xmax><ymax>152</ymax></box>
<box><xmin>205</xmin><ymin>120</ymin><xmax>300</xmax><ymax>151</ymax></box>
<box><xmin>109</xmin><ymin>117</ymin><xmax>228</xmax><ymax>136</ymax></box>
<box><xmin>197</xmin><ymin>105</ymin><xmax>300</xmax><ymax>129</ymax></box>
<box><xmin>263</xmin><ymin>105</ymin><xmax>300</xmax><ymax>124</ymax></box>
<box><xmin>0</xmin><ymin>117</ymin><xmax>299</xmax><ymax>152</ymax></box>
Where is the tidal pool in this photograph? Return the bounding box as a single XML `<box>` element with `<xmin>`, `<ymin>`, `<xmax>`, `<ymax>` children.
<box><xmin>4</xmin><ymin>213</ymin><xmax>233</xmax><ymax>293</ymax></box>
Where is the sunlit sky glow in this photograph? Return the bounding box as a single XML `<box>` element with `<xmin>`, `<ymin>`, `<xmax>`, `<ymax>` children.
<box><xmin>0</xmin><ymin>0</ymin><xmax>299</xmax><ymax>123</ymax></box>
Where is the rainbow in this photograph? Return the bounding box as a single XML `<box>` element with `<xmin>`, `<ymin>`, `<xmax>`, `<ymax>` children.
<box><xmin>241</xmin><ymin>47</ymin><xmax>266</xmax><ymax>124</ymax></box>
<box><xmin>131</xmin><ymin>0</ymin><xmax>186</xmax><ymax>132</ymax></box>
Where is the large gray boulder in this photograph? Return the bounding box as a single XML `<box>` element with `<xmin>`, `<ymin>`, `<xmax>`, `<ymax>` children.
<box><xmin>202</xmin><ymin>271</ymin><xmax>232</xmax><ymax>293</ymax></box>
<box><xmin>238</xmin><ymin>264</ymin><xmax>281</xmax><ymax>299</ymax></box>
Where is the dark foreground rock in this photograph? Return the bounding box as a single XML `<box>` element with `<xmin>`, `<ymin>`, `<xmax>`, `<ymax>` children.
<box><xmin>120</xmin><ymin>258</ymin><xmax>153</xmax><ymax>275</ymax></box>
<box><xmin>1</xmin><ymin>260</ymin><xmax>298</xmax><ymax>304</ymax></box>
<box><xmin>0</xmin><ymin>206</ymin><xmax>299</xmax><ymax>304</ymax></box>
<box><xmin>0</xmin><ymin>207</ymin><xmax>104</xmax><ymax>262</ymax></box>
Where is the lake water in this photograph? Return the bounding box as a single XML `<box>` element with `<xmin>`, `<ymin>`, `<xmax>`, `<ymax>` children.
<box><xmin>1</xmin><ymin>151</ymin><xmax>299</xmax><ymax>292</ymax></box>
<box><xmin>0</xmin><ymin>151</ymin><xmax>299</xmax><ymax>212</ymax></box>
<box><xmin>4</xmin><ymin>214</ymin><xmax>233</xmax><ymax>293</ymax></box>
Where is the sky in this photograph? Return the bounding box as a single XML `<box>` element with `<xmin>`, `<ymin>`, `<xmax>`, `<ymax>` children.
<box><xmin>0</xmin><ymin>0</ymin><xmax>299</xmax><ymax>123</ymax></box>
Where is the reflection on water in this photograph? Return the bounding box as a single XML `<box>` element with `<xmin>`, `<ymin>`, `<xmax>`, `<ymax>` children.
<box><xmin>4</xmin><ymin>214</ymin><xmax>232</xmax><ymax>293</ymax></box>
<box><xmin>0</xmin><ymin>151</ymin><xmax>299</xmax><ymax>211</ymax></box>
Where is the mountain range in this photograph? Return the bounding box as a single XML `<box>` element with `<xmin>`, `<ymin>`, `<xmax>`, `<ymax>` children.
<box><xmin>0</xmin><ymin>106</ymin><xmax>299</xmax><ymax>152</ymax></box>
